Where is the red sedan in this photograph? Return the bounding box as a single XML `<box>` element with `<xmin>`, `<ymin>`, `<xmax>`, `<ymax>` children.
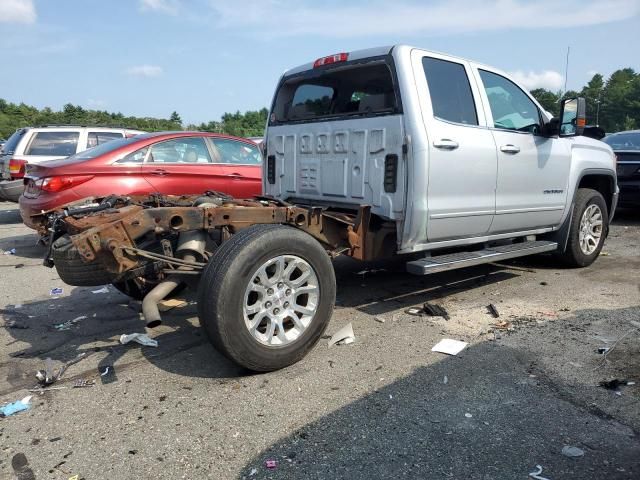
<box><xmin>19</xmin><ymin>132</ymin><xmax>262</xmax><ymax>232</ymax></box>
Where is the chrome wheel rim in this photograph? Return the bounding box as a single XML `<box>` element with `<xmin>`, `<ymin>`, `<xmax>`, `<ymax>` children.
<box><xmin>578</xmin><ymin>204</ymin><xmax>603</xmax><ymax>255</ymax></box>
<box><xmin>243</xmin><ymin>255</ymin><xmax>319</xmax><ymax>347</ymax></box>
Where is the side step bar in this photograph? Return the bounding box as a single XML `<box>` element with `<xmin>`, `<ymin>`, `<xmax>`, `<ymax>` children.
<box><xmin>406</xmin><ymin>240</ymin><xmax>558</xmax><ymax>275</ymax></box>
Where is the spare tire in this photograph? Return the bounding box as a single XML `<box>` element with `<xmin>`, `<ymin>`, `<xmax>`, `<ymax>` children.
<box><xmin>52</xmin><ymin>235</ymin><xmax>115</xmax><ymax>286</ymax></box>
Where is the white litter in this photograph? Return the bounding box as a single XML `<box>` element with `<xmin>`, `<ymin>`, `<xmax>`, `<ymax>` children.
<box><xmin>464</xmin><ymin>412</ymin><xmax>473</xmax><ymax>418</ymax></box>
<box><xmin>14</xmin><ymin>304</ymin><xmax>22</xmax><ymax>309</ymax></box>
<box><xmin>443</xmin><ymin>375</ymin><xmax>448</xmax><ymax>384</ymax></box>
<box><xmin>561</xmin><ymin>446</ymin><xmax>584</xmax><ymax>457</ymax></box>
<box><xmin>328</xmin><ymin>322</ymin><xmax>355</xmax><ymax>347</ymax></box>
<box><xmin>120</xmin><ymin>333</ymin><xmax>158</xmax><ymax>347</ymax></box>
<box><xmin>431</xmin><ymin>339</ymin><xmax>468</xmax><ymax>356</ymax></box>
<box><xmin>53</xmin><ymin>316</ymin><xmax>87</xmax><ymax>331</ymax></box>
<box><xmin>249</xmin><ymin>468</ymin><xmax>258</xmax><ymax>477</ymax></box>
<box><xmin>529</xmin><ymin>465</ymin><xmax>551</xmax><ymax>480</ymax></box>
<box><xmin>91</xmin><ymin>286</ymin><xmax>110</xmax><ymax>294</ymax></box>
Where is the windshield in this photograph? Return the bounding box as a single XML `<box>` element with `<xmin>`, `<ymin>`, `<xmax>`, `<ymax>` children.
<box><xmin>71</xmin><ymin>137</ymin><xmax>140</xmax><ymax>160</ymax></box>
<box><xmin>603</xmin><ymin>132</ymin><xmax>640</xmax><ymax>151</ymax></box>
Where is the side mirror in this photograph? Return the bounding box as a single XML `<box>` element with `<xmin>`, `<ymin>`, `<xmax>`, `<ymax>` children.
<box><xmin>558</xmin><ymin>97</ymin><xmax>586</xmax><ymax>137</ymax></box>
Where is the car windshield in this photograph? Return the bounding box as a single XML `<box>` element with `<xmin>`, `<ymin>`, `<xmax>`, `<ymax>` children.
<box><xmin>71</xmin><ymin>137</ymin><xmax>140</xmax><ymax>160</ymax></box>
<box><xmin>603</xmin><ymin>132</ymin><xmax>640</xmax><ymax>151</ymax></box>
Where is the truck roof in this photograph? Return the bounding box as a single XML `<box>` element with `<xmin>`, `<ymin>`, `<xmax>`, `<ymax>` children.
<box><xmin>282</xmin><ymin>44</ymin><xmax>493</xmax><ymax>77</ymax></box>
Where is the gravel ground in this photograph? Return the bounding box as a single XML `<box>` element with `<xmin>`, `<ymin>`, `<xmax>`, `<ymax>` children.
<box><xmin>0</xmin><ymin>201</ymin><xmax>638</xmax><ymax>479</ymax></box>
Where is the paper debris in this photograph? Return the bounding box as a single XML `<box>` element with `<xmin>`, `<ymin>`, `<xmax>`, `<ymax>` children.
<box><xmin>431</xmin><ymin>339</ymin><xmax>468</xmax><ymax>356</ymax></box>
<box><xmin>3</xmin><ymin>248</ymin><xmax>16</xmax><ymax>255</ymax></box>
<box><xmin>158</xmin><ymin>298</ymin><xmax>188</xmax><ymax>312</ymax></box>
<box><xmin>120</xmin><ymin>333</ymin><xmax>158</xmax><ymax>347</ymax></box>
<box><xmin>328</xmin><ymin>323</ymin><xmax>355</xmax><ymax>347</ymax></box>
<box><xmin>91</xmin><ymin>286</ymin><xmax>110</xmax><ymax>294</ymax></box>
<box><xmin>265</xmin><ymin>459</ymin><xmax>277</xmax><ymax>469</ymax></box>
<box><xmin>50</xmin><ymin>287</ymin><xmax>63</xmax><ymax>296</ymax></box>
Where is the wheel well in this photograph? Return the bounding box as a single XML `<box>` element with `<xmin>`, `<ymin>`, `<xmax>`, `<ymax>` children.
<box><xmin>578</xmin><ymin>174</ymin><xmax>614</xmax><ymax>215</ymax></box>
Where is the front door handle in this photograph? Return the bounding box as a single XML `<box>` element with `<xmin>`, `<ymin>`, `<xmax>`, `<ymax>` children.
<box><xmin>500</xmin><ymin>144</ymin><xmax>521</xmax><ymax>154</ymax></box>
<box><xmin>226</xmin><ymin>173</ymin><xmax>242</xmax><ymax>179</ymax></box>
<box><xmin>433</xmin><ymin>139</ymin><xmax>459</xmax><ymax>150</ymax></box>
<box><xmin>151</xmin><ymin>169</ymin><xmax>169</xmax><ymax>176</ymax></box>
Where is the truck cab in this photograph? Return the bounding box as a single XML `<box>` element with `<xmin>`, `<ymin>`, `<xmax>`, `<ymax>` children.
<box><xmin>265</xmin><ymin>45</ymin><xmax>617</xmax><ymax>259</ymax></box>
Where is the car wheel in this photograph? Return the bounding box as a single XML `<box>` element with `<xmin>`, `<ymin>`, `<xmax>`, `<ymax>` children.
<box><xmin>197</xmin><ymin>224</ymin><xmax>336</xmax><ymax>372</ymax></box>
<box><xmin>52</xmin><ymin>235</ymin><xmax>116</xmax><ymax>286</ymax></box>
<box><xmin>559</xmin><ymin>188</ymin><xmax>608</xmax><ymax>267</ymax></box>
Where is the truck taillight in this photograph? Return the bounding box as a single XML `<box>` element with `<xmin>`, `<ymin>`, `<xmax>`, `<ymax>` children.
<box><xmin>8</xmin><ymin>159</ymin><xmax>27</xmax><ymax>179</ymax></box>
<box><xmin>313</xmin><ymin>52</ymin><xmax>348</xmax><ymax>68</ymax></box>
<box><xmin>40</xmin><ymin>175</ymin><xmax>94</xmax><ymax>193</ymax></box>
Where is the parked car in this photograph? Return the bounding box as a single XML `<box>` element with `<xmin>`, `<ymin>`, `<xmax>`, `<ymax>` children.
<box><xmin>0</xmin><ymin>126</ymin><xmax>144</xmax><ymax>201</ymax></box>
<box><xmin>603</xmin><ymin>130</ymin><xmax>640</xmax><ymax>207</ymax></box>
<box><xmin>44</xmin><ymin>45</ymin><xmax>616</xmax><ymax>372</ymax></box>
<box><xmin>19</xmin><ymin>132</ymin><xmax>262</xmax><ymax>233</ymax></box>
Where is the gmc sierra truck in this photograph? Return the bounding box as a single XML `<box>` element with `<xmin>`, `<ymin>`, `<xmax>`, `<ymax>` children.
<box><xmin>42</xmin><ymin>45</ymin><xmax>618</xmax><ymax>371</ymax></box>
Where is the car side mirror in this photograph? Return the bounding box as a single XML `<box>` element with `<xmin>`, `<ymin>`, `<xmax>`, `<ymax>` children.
<box><xmin>558</xmin><ymin>97</ymin><xmax>586</xmax><ymax>137</ymax></box>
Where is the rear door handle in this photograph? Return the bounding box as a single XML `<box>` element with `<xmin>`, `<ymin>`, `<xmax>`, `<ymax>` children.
<box><xmin>433</xmin><ymin>139</ymin><xmax>459</xmax><ymax>150</ymax></box>
<box><xmin>151</xmin><ymin>169</ymin><xmax>168</xmax><ymax>176</ymax></box>
<box><xmin>226</xmin><ymin>173</ymin><xmax>243</xmax><ymax>179</ymax></box>
<box><xmin>500</xmin><ymin>144</ymin><xmax>521</xmax><ymax>154</ymax></box>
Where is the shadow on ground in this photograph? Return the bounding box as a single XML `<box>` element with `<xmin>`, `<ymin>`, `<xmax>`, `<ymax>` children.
<box><xmin>241</xmin><ymin>338</ymin><xmax>640</xmax><ymax>480</ymax></box>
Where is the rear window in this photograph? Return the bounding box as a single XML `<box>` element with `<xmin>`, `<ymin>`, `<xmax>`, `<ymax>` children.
<box><xmin>604</xmin><ymin>132</ymin><xmax>640</xmax><ymax>151</ymax></box>
<box><xmin>87</xmin><ymin>131</ymin><xmax>124</xmax><ymax>148</ymax></box>
<box><xmin>25</xmin><ymin>131</ymin><xmax>79</xmax><ymax>156</ymax></box>
<box><xmin>271</xmin><ymin>60</ymin><xmax>398</xmax><ymax>124</ymax></box>
<box><xmin>2</xmin><ymin>129</ymin><xmax>27</xmax><ymax>154</ymax></box>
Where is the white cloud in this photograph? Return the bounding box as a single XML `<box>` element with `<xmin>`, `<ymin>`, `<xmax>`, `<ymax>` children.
<box><xmin>125</xmin><ymin>64</ymin><xmax>163</xmax><ymax>77</ymax></box>
<box><xmin>508</xmin><ymin>70</ymin><xmax>564</xmax><ymax>91</ymax></box>
<box><xmin>139</xmin><ymin>0</ymin><xmax>180</xmax><ymax>15</ymax></box>
<box><xmin>207</xmin><ymin>0</ymin><xmax>640</xmax><ymax>37</ymax></box>
<box><xmin>0</xmin><ymin>0</ymin><xmax>36</xmax><ymax>24</ymax></box>
<box><xmin>587</xmin><ymin>70</ymin><xmax>600</xmax><ymax>78</ymax></box>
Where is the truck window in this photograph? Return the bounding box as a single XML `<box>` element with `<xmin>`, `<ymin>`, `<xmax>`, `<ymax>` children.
<box><xmin>87</xmin><ymin>131</ymin><xmax>124</xmax><ymax>148</ymax></box>
<box><xmin>271</xmin><ymin>60</ymin><xmax>398</xmax><ymax>124</ymax></box>
<box><xmin>479</xmin><ymin>70</ymin><xmax>541</xmax><ymax>132</ymax></box>
<box><xmin>422</xmin><ymin>57</ymin><xmax>478</xmax><ymax>125</ymax></box>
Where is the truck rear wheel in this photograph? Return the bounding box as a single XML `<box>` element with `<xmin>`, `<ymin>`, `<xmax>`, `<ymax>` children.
<box><xmin>197</xmin><ymin>224</ymin><xmax>336</xmax><ymax>372</ymax></box>
<box><xmin>559</xmin><ymin>188</ymin><xmax>608</xmax><ymax>267</ymax></box>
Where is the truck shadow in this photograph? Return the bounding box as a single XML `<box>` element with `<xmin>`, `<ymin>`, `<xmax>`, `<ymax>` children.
<box><xmin>238</xmin><ymin>320</ymin><xmax>640</xmax><ymax>479</ymax></box>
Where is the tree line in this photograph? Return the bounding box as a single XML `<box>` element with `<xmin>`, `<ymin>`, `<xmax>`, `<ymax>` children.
<box><xmin>530</xmin><ymin>68</ymin><xmax>639</xmax><ymax>133</ymax></box>
<box><xmin>1</xmin><ymin>67</ymin><xmax>638</xmax><ymax>140</ymax></box>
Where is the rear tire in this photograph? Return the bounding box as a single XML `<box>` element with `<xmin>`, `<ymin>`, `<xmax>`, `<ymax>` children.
<box><xmin>559</xmin><ymin>188</ymin><xmax>608</xmax><ymax>267</ymax></box>
<box><xmin>197</xmin><ymin>224</ymin><xmax>336</xmax><ymax>372</ymax></box>
<box><xmin>52</xmin><ymin>235</ymin><xmax>115</xmax><ymax>286</ymax></box>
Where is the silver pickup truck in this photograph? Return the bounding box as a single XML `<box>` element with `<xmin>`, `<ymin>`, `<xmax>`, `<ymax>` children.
<box><xmin>45</xmin><ymin>45</ymin><xmax>617</xmax><ymax>372</ymax></box>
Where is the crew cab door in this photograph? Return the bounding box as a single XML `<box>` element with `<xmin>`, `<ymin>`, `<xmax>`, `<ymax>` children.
<box><xmin>412</xmin><ymin>50</ymin><xmax>497</xmax><ymax>241</ymax></box>
<box><xmin>473</xmin><ymin>67</ymin><xmax>571</xmax><ymax>233</ymax></box>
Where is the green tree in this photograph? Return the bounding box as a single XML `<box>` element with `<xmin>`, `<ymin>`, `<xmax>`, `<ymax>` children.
<box><xmin>530</xmin><ymin>88</ymin><xmax>560</xmax><ymax>115</ymax></box>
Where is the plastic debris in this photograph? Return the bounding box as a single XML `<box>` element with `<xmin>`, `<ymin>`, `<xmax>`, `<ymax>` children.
<box><xmin>249</xmin><ymin>468</ymin><xmax>258</xmax><ymax>477</ymax></box>
<box><xmin>597</xmin><ymin>347</ymin><xmax>610</xmax><ymax>355</ymax></box>
<box><xmin>423</xmin><ymin>302</ymin><xmax>450</xmax><ymax>320</ymax></box>
<box><xmin>487</xmin><ymin>304</ymin><xmax>500</xmax><ymax>318</ymax></box>
<box><xmin>431</xmin><ymin>339</ymin><xmax>468</xmax><ymax>356</ymax></box>
<box><xmin>405</xmin><ymin>307</ymin><xmax>423</xmax><ymax>316</ymax></box>
<box><xmin>50</xmin><ymin>287</ymin><xmax>64</xmax><ymax>296</ymax></box>
<box><xmin>91</xmin><ymin>286</ymin><xmax>109</xmax><ymax>294</ymax></box>
<box><xmin>99</xmin><ymin>365</ymin><xmax>116</xmax><ymax>384</ymax></box>
<box><xmin>443</xmin><ymin>375</ymin><xmax>448</xmax><ymax>384</ymax></box>
<box><xmin>529</xmin><ymin>465</ymin><xmax>550</xmax><ymax>480</ymax></box>
<box><xmin>464</xmin><ymin>412</ymin><xmax>473</xmax><ymax>418</ymax></box>
<box><xmin>3</xmin><ymin>248</ymin><xmax>16</xmax><ymax>255</ymax></box>
<box><xmin>53</xmin><ymin>316</ymin><xmax>87</xmax><ymax>331</ymax></box>
<box><xmin>265</xmin><ymin>459</ymin><xmax>277</xmax><ymax>469</ymax></box>
<box><xmin>73</xmin><ymin>379</ymin><xmax>95</xmax><ymax>388</ymax></box>
<box><xmin>0</xmin><ymin>396</ymin><xmax>32</xmax><ymax>417</ymax></box>
<box><xmin>561</xmin><ymin>445</ymin><xmax>585</xmax><ymax>457</ymax></box>
<box><xmin>69</xmin><ymin>475</ymin><xmax>79</xmax><ymax>480</ymax></box>
<box><xmin>120</xmin><ymin>333</ymin><xmax>158</xmax><ymax>347</ymax></box>
<box><xmin>6</xmin><ymin>320</ymin><xmax>29</xmax><ymax>329</ymax></box>
<box><xmin>328</xmin><ymin>323</ymin><xmax>355</xmax><ymax>347</ymax></box>
<box><xmin>374</xmin><ymin>316</ymin><xmax>386</xmax><ymax>323</ymax></box>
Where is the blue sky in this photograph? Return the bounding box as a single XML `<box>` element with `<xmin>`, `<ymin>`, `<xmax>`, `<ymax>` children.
<box><xmin>0</xmin><ymin>0</ymin><xmax>639</xmax><ymax>125</ymax></box>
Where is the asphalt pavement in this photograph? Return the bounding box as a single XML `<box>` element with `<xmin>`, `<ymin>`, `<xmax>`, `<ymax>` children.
<box><xmin>0</xmin><ymin>201</ymin><xmax>638</xmax><ymax>479</ymax></box>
